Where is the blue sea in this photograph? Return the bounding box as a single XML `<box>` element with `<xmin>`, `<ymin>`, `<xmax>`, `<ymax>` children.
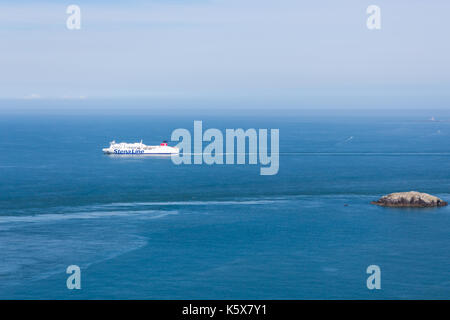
<box><xmin>1</xmin><ymin>109</ymin><xmax>450</xmax><ymax>299</ymax></box>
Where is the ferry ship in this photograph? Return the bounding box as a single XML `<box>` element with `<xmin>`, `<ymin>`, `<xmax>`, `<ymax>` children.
<box><xmin>102</xmin><ymin>140</ymin><xmax>179</xmax><ymax>155</ymax></box>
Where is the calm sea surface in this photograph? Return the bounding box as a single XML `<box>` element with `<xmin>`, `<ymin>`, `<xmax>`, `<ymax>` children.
<box><xmin>0</xmin><ymin>111</ymin><xmax>449</xmax><ymax>299</ymax></box>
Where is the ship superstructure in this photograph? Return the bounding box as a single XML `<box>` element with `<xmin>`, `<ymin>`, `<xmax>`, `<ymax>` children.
<box><xmin>102</xmin><ymin>140</ymin><xmax>179</xmax><ymax>155</ymax></box>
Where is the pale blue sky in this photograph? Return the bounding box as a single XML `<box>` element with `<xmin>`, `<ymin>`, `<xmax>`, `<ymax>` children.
<box><xmin>0</xmin><ymin>0</ymin><xmax>449</xmax><ymax>109</ymax></box>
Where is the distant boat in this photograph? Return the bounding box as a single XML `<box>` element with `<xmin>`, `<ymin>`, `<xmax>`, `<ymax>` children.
<box><xmin>102</xmin><ymin>140</ymin><xmax>179</xmax><ymax>155</ymax></box>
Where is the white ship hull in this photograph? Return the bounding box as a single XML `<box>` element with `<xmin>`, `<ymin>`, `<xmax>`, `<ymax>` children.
<box><xmin>102</xmin><ymin>141</ymin><xmax>179</xmax><ymax>155</ymax></box>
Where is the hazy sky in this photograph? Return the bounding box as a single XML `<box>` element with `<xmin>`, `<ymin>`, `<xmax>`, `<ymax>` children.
<box><xmin>0</xmin><ymin>0</ymin><xmax>449</xmax><ymax>109</ymax></box>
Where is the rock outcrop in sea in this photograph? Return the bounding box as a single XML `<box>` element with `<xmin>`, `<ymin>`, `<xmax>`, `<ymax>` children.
<box><xmin>371</xmin><ymin>191</ymin><xmax>448</xmax><ymax>207</ymax></box>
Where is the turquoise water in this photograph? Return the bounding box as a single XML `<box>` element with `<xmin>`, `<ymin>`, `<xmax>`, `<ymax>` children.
<box><xmin>0</xmin><ymin>111</ymin><xmax>450</xmax><ymax>299</ymax></box>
